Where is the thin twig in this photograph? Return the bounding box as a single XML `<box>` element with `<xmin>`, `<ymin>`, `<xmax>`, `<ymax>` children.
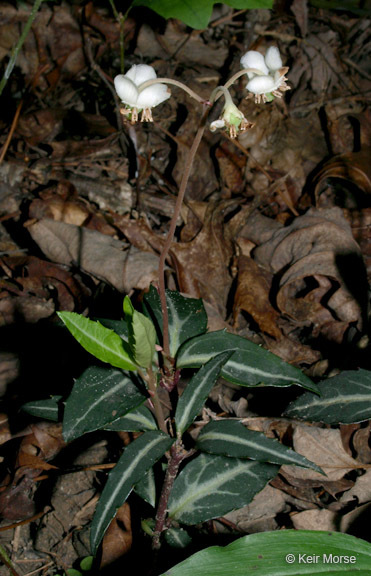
<box><xmin>0</xmin><ymin>100</ymin><xmax>23</xmax><ymax>164</ymax></box>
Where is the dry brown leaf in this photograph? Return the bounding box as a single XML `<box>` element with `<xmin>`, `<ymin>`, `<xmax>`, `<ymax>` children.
<box><xmin>281</xmin><ymin>426</ymin><xmax>364</xmax><ymax>482</ymax></box>
<box><xmin>26</xmin><ymin>219</ymin><xmax>159</xmax><ymax>292</ymax></box>
<box><xmin>233</xmin><ymin>255</ymin><xmax>282</xmax><ymax>339</ymax></box>
<box><xmin>250</xmin><ymin>207</ymin><xmax>366</xmax><ymax>340</ymax></box>
<box><xmin>100</xmin><ymin>502</ymin><xmax>132</xmax><ymax>568</ymax></box>
<box><xmin>291</xmin><ymin>509</ymin><xmax>337</xmax><ymax>531</ymax></box>
<box><xmin>340</xmin><ymin>470</ymin><xmax>371</xmax><ymax>506</ymax></box>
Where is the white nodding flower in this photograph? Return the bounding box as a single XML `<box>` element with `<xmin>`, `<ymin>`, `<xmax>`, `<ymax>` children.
<box><xmin>210</xmin><ymin>100</ymin><xmax>254</xmax><ymax>139</ymax></box>
<box><xmin>114</xmin><ymin>64</ymin><xmax>171</xmax><ymax>123</ymax></box>
<box><xmin>240</xmin><ymin>46</ymin><xmax>290</xmax><ymax>104</ymax></box>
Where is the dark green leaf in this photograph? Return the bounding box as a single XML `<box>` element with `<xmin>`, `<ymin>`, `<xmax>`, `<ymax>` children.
<box><xmin>58</xmin><ymin>311</ymin><xmax>137</xmax><ymax>371</ymax></box>
<box><xmin>160</xmin><ymin>530</ymin><xmax>371</xmax><ymax>576</ymax></box>
<box><xmin>63</xmin><ymin>366</ymin><xmax>146</xmax><ymax>442</ymax></box>
<box><xmin>134</xmin><ymin>467</ymin><xmax>157</xmax><ymax>507</ymax></box>
<box><xmin>175</xmin><ymin>351</ymin><xmax>233</xmax><ymax>435</ymax></box>
<box><xmin>168</xmin><ymin>453</ymin><xmax>278</xmax><ymax>524</ymax></box>
<box><xmin>131</xmin><ymin>0</ymin><xmax>273</xmax><ymax>29</ymax></box>
<box><xmin>165</xmin><ymin>527</ymin><xmax>192</xmax><ymax>548</ymax></box>
<box><xmin>177</xmin><ymin>331</ymin><xmax>319</xmax><ymax>393</ymax></box>
<box><xmin>197</xmin><ymin>420</ymin><xmax>323</xmax><ymax>473</ymax></box>
<box><xmin>104</xmin><ymin>404</ymin><xmax>157</xmax><ymax>432</ymax></box>
<box><xmin>284</xmin><ymin>369</ymin><xmax>371</xmax><ymax>424</ymax></box>
<box><xmin>90</xmin><ymin>431</ymin><xmax>173</xmax><ymax>554</ymax></box>
<box><xmin>21</xmin><ymin>396</ymin><xmax>62</xmax><ymax>422</ymax></box>
<box><xmin>144</xmin><ymin>286</ymin><xmax>208</xmax><ymax>358</ymax></box>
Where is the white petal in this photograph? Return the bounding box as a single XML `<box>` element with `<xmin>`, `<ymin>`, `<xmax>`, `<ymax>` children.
<box><xmin>137</xmin><ymin>83</ymin><xmax>170</xmax><ymax>109</ymax></box>
<box><xmin>125</xmin><ymin>64</ymin><xmax>157</xmax><ymax>86</ymax></box>
<box><xmin>240</xmin><ymin>50</ymin><xmax>269</xmax><ymax>77</ymax></box>
<box><xmin>246</xmin><ymin>75</ymin><xmax>275</xmax><ymax>95</ymax></box>
<box><xmin>265</xmin><ymin>46</ymin><xmax>282</xmax><ymax>71</ymax></box>
<box><xmin>114</xmin><ymin>75</ymin><xmax>139</xmax><ymax>106</ymax></box>
<box><xmin>209</xmin><ymin>119</ymin><xmax>226</xmax><ymax>131</ymax></box>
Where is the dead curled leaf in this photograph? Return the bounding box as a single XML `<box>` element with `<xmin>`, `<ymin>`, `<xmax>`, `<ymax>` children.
<box><xmin>100</xmin><ymin>502</ymin><xmax>132</xmax><ymax>568</ymax></box>
<box><xmin>26</xmin><ymin>219</ymin><xmax>159</xmax><ymax>292</ymax></box>
<box><xmin>246</xmin><ymin>207</ymin><xmax>367</xmax><ymax>341</ymax></box>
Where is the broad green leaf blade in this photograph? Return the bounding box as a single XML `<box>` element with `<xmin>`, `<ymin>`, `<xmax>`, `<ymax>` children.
<box><xmin>90</xmin><ymin>431</ymin><xmax>173</xmax><ymax>554</ymax></box>
<box><xmin>284</xmin><ymin>369</ymin><xmax>371</xmax><ymax>424</ymax></box>
<box><xmin>97</xmin><ymin>318</ymin><xmax>129</xmax><ymax>339</ymax></box>
<box><xmin>124</xmin><ymin>296</ymin><xmax>157</xmax><ymax>368</ymax></box>
<box><xmin>160</xmin><ymin>530</ymin><xmax>371</xmax><ymax>576</ymax></box>
<box><xmin>58</xmin><ymin>311</ymin><xmax>137</xmax><ymax>371</ymax></box>
<box><xmin>134</xmin><ymin>467</ymin><xmax>157</xmax><ymax>507</ymax></box>
<box><xmin>21</xmin><ymin>396</ymin><xmax>62</xmax><ymax>422</ymax></box>
<box><xmin>104</xmin><ymin>405</ymin><xmax>157</xmax><ymax>432</ymax></box>
<box><xmin>175</xmin><ymin>351</ymin><xmax>233</xmax><ymax>436</ymax></box>
<box><xmin>168</xmin><ymin>453</ymin><xmax>278</xmax><ymax>524</ymax></box>
<box><xmin>63</xmin><ymin>366</ymin><xmax>146</xmax><ymax>442</ymax></box>
<box><xmin>144</xmin><ymin>286</ymin><xmax>208</xmax><ymax>358</ymax></box>
<box><xmin>131</xmin><ymin>0</ymin><xmax>273</xmax><ymax>29</ymax></box>
<box><xmin>197</xmin><ymin>420</ymin><xmax>323</xmax><ymax>474</ymax></box>
<box><xmin>177</xmin><ymin>331</ymin><xmax>319</xmax><ymax>393</ymax></box>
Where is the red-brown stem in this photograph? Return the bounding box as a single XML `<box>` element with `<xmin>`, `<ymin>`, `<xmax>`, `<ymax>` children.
<box><xmin>144</xmin><ymin>366</ymin><xmax>167</xmax><ymax>434</ymax></box>
<box><xmin>158</xmin><ymin>103</ymin><xmax>212</xmax><ymax>358</ymax></box>
<box><xmin>152</xmin><ymin>442</ymin><xmax>193</xmax><ymax>550</ymax></box>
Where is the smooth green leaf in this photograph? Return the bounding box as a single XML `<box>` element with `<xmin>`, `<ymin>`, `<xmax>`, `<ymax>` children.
<box><xmin>197</xmin><ymin>420</ymin><xmax>323</xmax><ymax>474</ymax></box>
<box><xmin>175</xmin><ymin>351</ymin><xmax>233</xmax><ymax>436</ymax></box>
<box><xmin>58</xmin><ymin>311</ymin><xmax>137</xmax><ymax>371</ymax></box>
<box><xmin>90</xmin><ymin>431</ymin><xmax>173</xmax><ymax>554</ymax></box>
<box><xmin>168</xmin><ymin>453</ymin><xmax>278</xmax><ymax>524</ymax></box>
<box><xmin>284</xmin><ymin>369</ymin><xmax>371</xmax><ymax>424</ymax></box>
<box><xmin>124</xmin><ymin>296</ymin><xmax>157</xmax><ymax>368</ymax></box>
<box><xmin>104</xmin><ymin>404</ymin><xmax>157</xmax><ymax>432</ymax></box>
<box><xmin>144</xmin><ymin>286</ymin><xmax>208</xmax><ymax>358</ymax></box>
<box><xmin>160</xmin><ymin>530</ymin><xmax>371</xmax><ymax>576</ymax></box>
<box><xmin>177</xmin><ymin>331</ymin><xmax>319</xmax><ymax>393</ymax></box>
<box><xmin>131</xmin><ymin>0</ymin><xmax>273</xmax><ymax>29</ymax></box>
<box><xmin>21</xmin><ymin>396</ymin><xmax>62</xmax><ymax>422</ymax></box>
<box><xmin>134</xmin><ymin>467</ymin><xmax>157</xmax><ymax>507</ymax></box>
<box><xmin>79</xmin><ymin>556</ymin><xmax>94</xmax><ymax>571</ymax></box>
<box><xmin>63</xmin><ymin>366</ymin><xmax>146</xmax><ymax>442</ymax></box>
<box><xmin>97</xmin><ymin>318</ymin><xmax>129</xmax><ymax>339</ymax></box>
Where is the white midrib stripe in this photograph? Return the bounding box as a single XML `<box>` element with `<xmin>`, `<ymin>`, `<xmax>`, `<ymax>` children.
<box><xmin>94</xmin><ymin>436</ymin><xmax>165</xmax><ymax>538</ymax></box>
<box><xmin>199</xmin><ymin>432</ymin><xmax>298</xmax><ymax>463</ymax></box>
<box><xmin>294</xmin><ymin>393</ymin><xmax>371</xmax><ymax>410</ymax></box>
<box><xmin>70</xmin><ymin>378</ymin><xmax>128</xmax><ymax>434</ymax></box>
<box><xmin>168</xmin><ymin>298</ymin><xmax>187</xmax><ymax>356</ymax></box>
<box><xmin>177</xmin><ymin>364</ymin><xmax>215</xmax><ymax>432</ymax></box>
<box><xmin>181</xmin><ymin>353</ymin><xmax>298</xmax><ymax>383</ymax></box>
<box><xmin>169</xmin><ymin>459</ymin><xmax>259</xmax><ymax>518</ymax></box>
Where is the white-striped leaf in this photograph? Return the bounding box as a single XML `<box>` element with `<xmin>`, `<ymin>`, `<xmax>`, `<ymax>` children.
<box><xmin>176</xmin><ymin>331</ymin><xmax>319</xmax><ymax>393</ymax></box>
<box><xmin>104</xmin><ymin>405</ymin><xmax>157</xmax><ymax>432</ymax></box>
<box><xmin>165</xmin><ymin>527</ymin><xmax>192</xmax><ymax>549</ymax></box>
<box><xmin>159</xmin><ymin>530</ymin><xmax>371</xmax><ymax>576</ymax></box>
<box><xmin>58</xmin><ymin>311</ymin><xmax>137</xmax><ymax>371</ymax></box>
<box><xmin>134</xmin><ymin>467</ymin><xmax>157</xmax><ymax>507</ymax></box>
<box><xmin>197</xmin><ymin>420</ymin><xmax>323</xmax><ymax>474</ymax></box>
<box><xmin>90</xmin><ymin>431</ymin><xmax>173</xmax><ymax>554</ymax></box>
<box><xmin>63</xmin><ymin>366</ymin><xmax>146</xmax><ymax>442</ymax></box>
<box><xmin>284</xmin><ymin>369</ymin><xmax>371</xmax><ymax>424</ymax></box>
<box><xmin>21</xmin><ymin>396</ymin><xmax>62</xmax><ymax>422</ymax></box>
<box><xmin>168</xmin><ymin>453</ymin><xmax>279</xmax><ymax>525</ymax></box>
<box><xmin>175</xmin><ymin>351</ymin><xmax>233</xmax><ymax>436</ymax></box>
<box><xmin>144</xmin><ymin>286</ymin><xmax>208</xmax><ymax>358</ymax></box>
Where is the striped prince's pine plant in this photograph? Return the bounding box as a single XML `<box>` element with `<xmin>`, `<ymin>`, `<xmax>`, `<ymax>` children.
<box><xmin>22</xmin><ymin>37</ymin><xmax>371</xmax><ymax>574</ymax></box>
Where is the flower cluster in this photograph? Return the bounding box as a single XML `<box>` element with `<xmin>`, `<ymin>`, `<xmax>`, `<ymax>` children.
<box><xmin>114</xmin><ymin>64</ymin><xmax>170</xmax><ymax>123</ymax></box>
<box><xmin>113</xmin><ymin>47</ymin><xmax>289</xmax><ymax>138</ymax></box>
<box><xmin>240</xmin><ymin>46</ymin><xmax>290</xmax><ymax>104</ymax></box>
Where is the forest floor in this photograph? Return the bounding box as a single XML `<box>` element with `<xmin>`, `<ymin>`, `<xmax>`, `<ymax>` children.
<box><xmin>0</xmin><ymin>1</ymin><xmax>370</xmax><ymax>575</ymax></box>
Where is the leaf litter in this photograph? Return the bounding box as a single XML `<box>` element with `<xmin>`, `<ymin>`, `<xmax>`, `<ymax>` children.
<box><xmin>0</xmin><ymin>1</ymin><xmax>370</xmax><ymax>573</ymax></box>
